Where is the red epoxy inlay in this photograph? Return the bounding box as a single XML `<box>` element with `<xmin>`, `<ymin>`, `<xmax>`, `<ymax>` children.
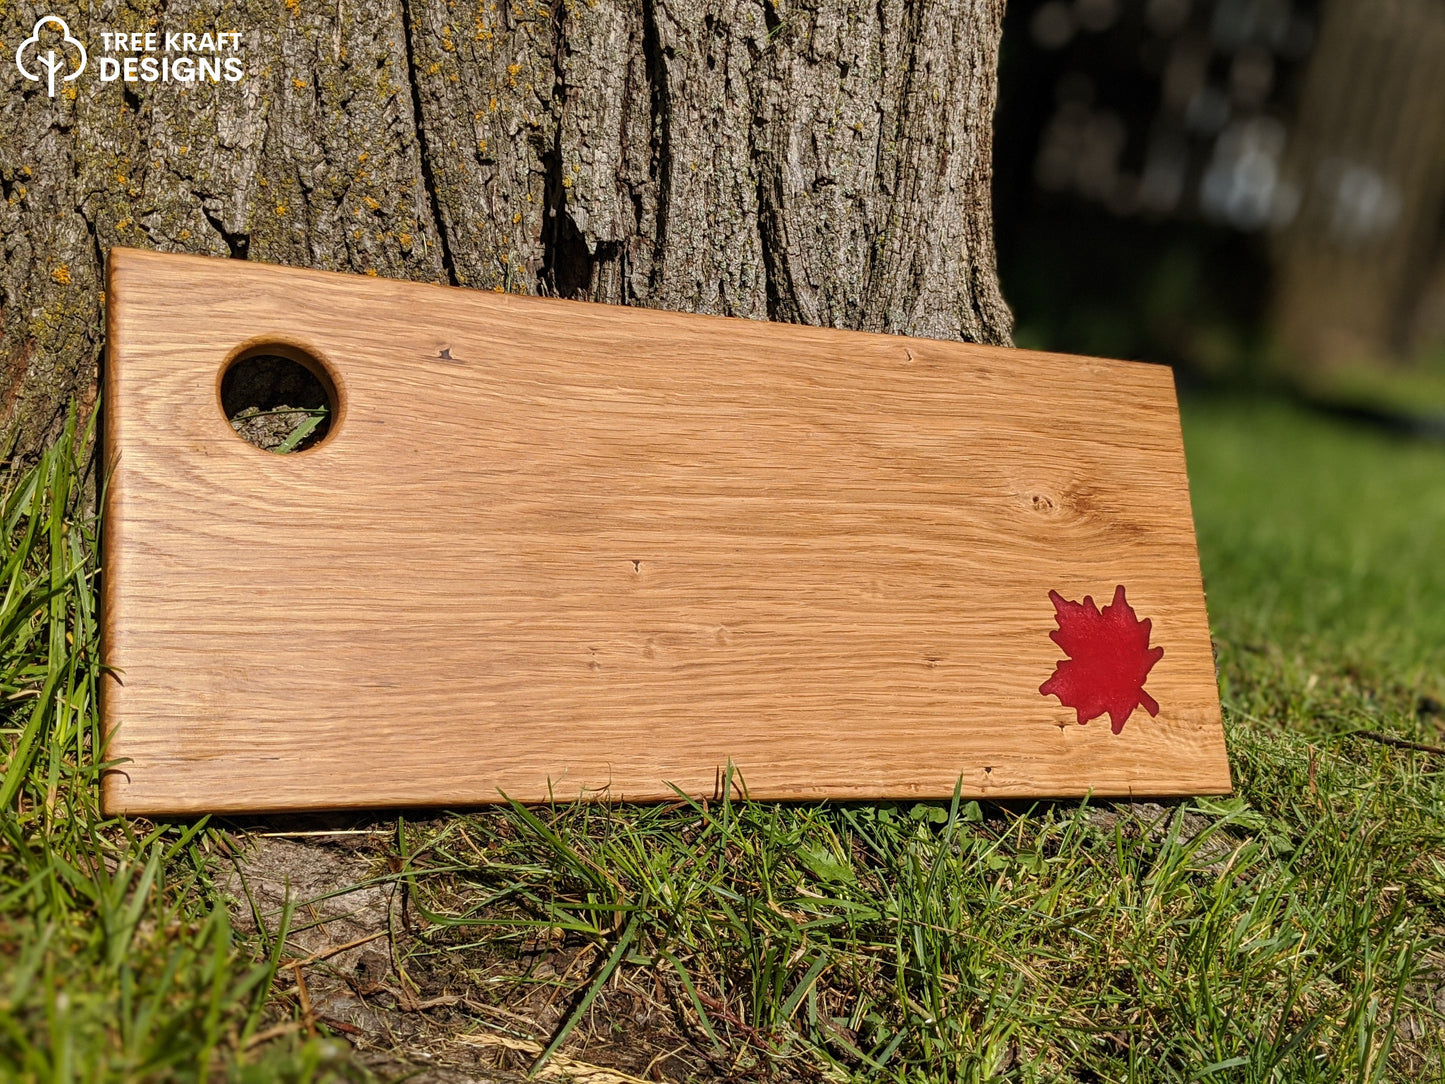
<box><xmin>1039</xmin><ymin>585</ymin><xmax>1164</xmax><ymax>734</ymax></box>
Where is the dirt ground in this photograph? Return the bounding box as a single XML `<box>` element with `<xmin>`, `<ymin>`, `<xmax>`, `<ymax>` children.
<box><xmin>217</xmin><ymin>819</ymin><xmax>736</xmax><ymax>1083</ymax></box>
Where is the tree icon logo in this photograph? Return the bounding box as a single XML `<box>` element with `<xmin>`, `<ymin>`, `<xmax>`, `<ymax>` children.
<box><xmin>15</xmin><ymin>16</ymin><xmax>87</xmax><ymax>98</ymax></box>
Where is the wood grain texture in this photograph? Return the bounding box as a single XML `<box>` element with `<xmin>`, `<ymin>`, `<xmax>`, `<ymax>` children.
<box><xmin>101</xmin><ymin>247</ymin><xmax>1229</xmax><ymax>814</ymax></box>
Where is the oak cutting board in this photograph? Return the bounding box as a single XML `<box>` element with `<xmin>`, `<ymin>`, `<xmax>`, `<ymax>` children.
<box><xmin>102</xmin><ymin>247</ymin><xmax>1230</xmax><ymax>814</ymax></box>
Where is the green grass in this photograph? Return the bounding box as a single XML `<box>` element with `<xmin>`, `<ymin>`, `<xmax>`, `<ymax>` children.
<box><xmin>0</xmin><ymin>412</ymin><xmax>349</xmax><ymax>1080</ymax></box>
<box><xmin>1292</xmin><ymin>352</ymin><xmax>1445</xmax><ymax>423</ymax></box>
<box><xmin>3</xmin><ymin>393</ymin><xmax>1445</xmax><ymax>1080</ymax></box>
<box><xmin>1186</xmin><ymin>396</ymin><xmax>1445</xmax><ymax>722</ymax></box>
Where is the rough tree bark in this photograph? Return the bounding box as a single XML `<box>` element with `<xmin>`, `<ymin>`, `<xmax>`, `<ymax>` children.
<box><xmin>1</xmin><ymin>0</ymin><xmax>1011</xmax><ymax>465</ymax></box>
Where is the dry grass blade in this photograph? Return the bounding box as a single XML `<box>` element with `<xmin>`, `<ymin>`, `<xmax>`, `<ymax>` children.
<box><xmin>458</xmin><ymin>1030</ymin><xmax>655</xmax><ymax>1084</ymax></box>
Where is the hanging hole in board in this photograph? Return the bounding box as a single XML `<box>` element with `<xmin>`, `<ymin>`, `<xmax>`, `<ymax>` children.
<box><xmin>218</xmin><ymin>344</ymin><xmax>341</xmax><ymax>453</ymax></box>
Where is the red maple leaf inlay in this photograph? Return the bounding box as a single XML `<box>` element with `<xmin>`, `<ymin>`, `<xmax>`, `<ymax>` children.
<box><xmin>1039</xmin><ymin>585</ymin><xmax>1164</xmax><ymax>734</ymax></box>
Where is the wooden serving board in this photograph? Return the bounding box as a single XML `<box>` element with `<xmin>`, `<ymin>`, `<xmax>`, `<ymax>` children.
<box><xmin>101</xmin><ymin>247</ymin><xmax>1229</xmax><ymax>814</ymax></box>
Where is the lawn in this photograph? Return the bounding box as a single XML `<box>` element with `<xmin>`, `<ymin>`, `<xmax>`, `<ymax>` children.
<box><xmin>2</xmin><ymin>391</ymin><xmax>1444</xmax><ymax>1082</ymax></box>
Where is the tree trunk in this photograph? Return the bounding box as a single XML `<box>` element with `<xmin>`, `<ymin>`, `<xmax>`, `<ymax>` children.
<box><xmin>1</xmin><ymin>0</ymin><xmax>1011</xmax><ymax>465</ymax></box>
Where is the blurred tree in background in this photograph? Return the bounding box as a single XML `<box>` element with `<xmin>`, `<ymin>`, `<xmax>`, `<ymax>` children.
<box><xmin>1272</xmin><ymin>0</ymin><xmax>1445</xmax><ymax>367</ymax></box>
<box><xmin>996</xmin><ymin>0</ymin><xmax>1445</xmax><ymax>380</ymax></box>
